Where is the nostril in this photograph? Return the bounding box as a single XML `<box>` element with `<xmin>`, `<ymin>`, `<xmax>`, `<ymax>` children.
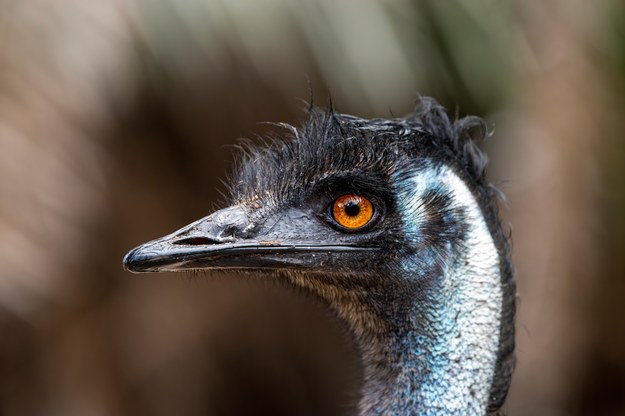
<box><xmin>173</xmin><ymin>237</ymin><xmax>220</xmax><ymax>246</ymax></box>
<box><xmin>223</xmin><ymin>225</ymin><xmax>238</xmax><ymax>236</ymax></box>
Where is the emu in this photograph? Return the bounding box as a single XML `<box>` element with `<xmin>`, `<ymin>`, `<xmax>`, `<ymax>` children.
<box><xmin>123</xmin><ymin>97</ymin><xmax>515</xmax><ymax>415</ymax></box>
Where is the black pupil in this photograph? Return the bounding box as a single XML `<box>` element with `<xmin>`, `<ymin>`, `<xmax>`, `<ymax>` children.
<box><xmin>344</xmin><ymin>201</ymin><xmax>361</xmax><ymax>217</ymax></box>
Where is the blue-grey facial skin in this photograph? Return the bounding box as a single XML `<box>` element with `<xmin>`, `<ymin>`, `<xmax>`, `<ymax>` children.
<box><xmin>123</xmin><ymin>99</ymin><xmax>515</xmax><ymax>416</ymax></box>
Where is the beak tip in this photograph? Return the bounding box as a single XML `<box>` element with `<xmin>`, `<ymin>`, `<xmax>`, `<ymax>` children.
<box><xmin>122</xmin><ymin>246</ymin><xmax>146</xmax><ymax>273</ymax></box>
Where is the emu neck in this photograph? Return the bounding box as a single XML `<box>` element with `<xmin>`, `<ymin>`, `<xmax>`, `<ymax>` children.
<box><xmin>354</xmin><ymin>248</ymin><xmax>502</xmax><ymax>416</ymax></box>
<box><xmin>292</xmin><ymin>238</ymin><xmax>502</xmax><ymax>416</ymax></box>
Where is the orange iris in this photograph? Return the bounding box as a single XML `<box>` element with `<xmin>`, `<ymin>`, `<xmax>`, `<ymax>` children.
<box><xmin>332</xmin><ymin>194</ymin><xmax>374</xmax><ymax>230</ymax></box>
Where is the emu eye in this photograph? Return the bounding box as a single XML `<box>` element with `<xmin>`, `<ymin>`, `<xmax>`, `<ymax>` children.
<box><xmin>331</xmin><ymin>194</ymin><xmax>374</xmax><ymax>230</ymax></box>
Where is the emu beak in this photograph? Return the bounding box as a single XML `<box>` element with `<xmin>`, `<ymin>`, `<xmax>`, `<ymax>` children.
<box><xmin>123</xmin><ymin>205</ymin><xmax>374</xmax><ymax>273</ymax></box>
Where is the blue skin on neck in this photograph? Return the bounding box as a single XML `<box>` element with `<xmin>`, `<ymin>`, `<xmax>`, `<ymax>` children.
<box><xmin>355</xmin><ymin>165</ymin><xmax>502</xmax><ymax>415</ymax></box>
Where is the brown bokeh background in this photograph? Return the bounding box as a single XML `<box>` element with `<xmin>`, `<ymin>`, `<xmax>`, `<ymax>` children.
<box><xmin>1</xmin><ymin>1</ymin><xmax>624</xmax><ymax>415</ymax></box>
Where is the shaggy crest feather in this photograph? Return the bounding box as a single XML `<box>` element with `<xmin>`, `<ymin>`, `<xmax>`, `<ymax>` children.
<box><xmin>230</xmin><ymin>97</ymin><xmax>491</xmax><ymax>207</ymax></box>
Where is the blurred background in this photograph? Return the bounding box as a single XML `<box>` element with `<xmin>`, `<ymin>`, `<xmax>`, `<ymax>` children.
<box><xmin>1</xmin><ymin>0</ymin><xmax>624</xmax><ymax>415</ymax></box>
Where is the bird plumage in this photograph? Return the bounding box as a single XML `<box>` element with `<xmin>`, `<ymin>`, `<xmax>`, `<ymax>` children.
<box><xmin>124</xmin><ymin>97</ymin><xmax>515</xmax><ymax>415</ymax></box>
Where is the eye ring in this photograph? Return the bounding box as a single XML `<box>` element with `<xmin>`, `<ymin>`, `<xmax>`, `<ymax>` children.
<box><xmin>331</xmin><ymin>194</ymin><xmax>375</xmax><ymax>231</ymax></box>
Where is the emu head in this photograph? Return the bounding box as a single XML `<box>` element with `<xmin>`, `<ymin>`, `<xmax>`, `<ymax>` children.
<box><xmin>124</xmin><ymin>98</ymin><xmax>515</xmax><ymax>415</ymax></box>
